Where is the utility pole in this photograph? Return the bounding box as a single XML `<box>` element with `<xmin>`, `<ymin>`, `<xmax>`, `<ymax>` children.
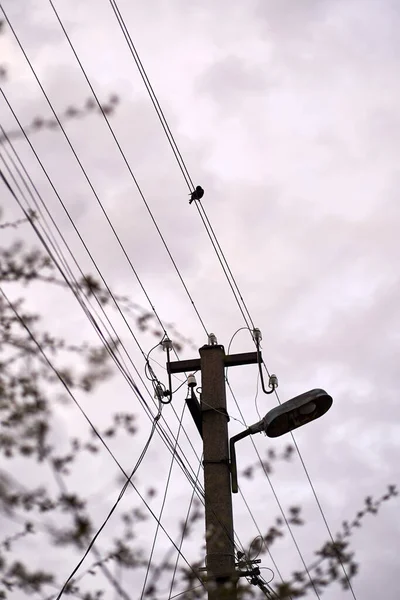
<box><xmin>200</xmin><ymin>343</ymin><xmax>236</xmax><ymax>599</ymax></box>
<box><xmin>168</xmin><ymin>335</ymin><xmax>259</xmax><ymax>600</ymax></box>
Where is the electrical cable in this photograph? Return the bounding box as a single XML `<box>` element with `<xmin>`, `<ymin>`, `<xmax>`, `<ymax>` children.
<box><xmin>236</xmin><ymin>490</ymin><xmax>284</xmax><ymax>587</ymax></box>
<box><xmin>168</xmin><ymin>585</ymin><xmax>203</xmax><ymax>599</ymax></box>
<box><xmin>0</xmin><ymin>284</ymin><xmax>205</xmax><ymax>593</ymax></box>
<box><xmin>107</xmin><ymin>0</ymin><xmax>254</xmax><ymax>333</ymax></box>
<box><xmin>167</xmin><ymin>456</ymin><xmax>203</xmax><ymax>599</ymax></box>
<box><xmin>0</xmin><ymin>18</ymin><xmax>267</xmax><ymax>580</ymax></box>
<box><xmin>95</xmin><ymin>12</ymin><xmax>352</xmax><ymax>591</ymax></box>
<box><xmin>0</xmin><ymin>36</ymin><xmax>210</xmax><ymax>505</ymax></box>
<box><xmin>0</xmin><ymin>6</ymin><xmax>177</xmax><ymax>347</ymax></box>
<box><xmin>0</xmin><ymin>137</ymin><xmax>209</xmax><ymax>544</ymax></box>
<box><xmin>139</xmin><ymin>401</ymin><xmax>186</xmax><ymax>598</ymax></box>
<box><xmin>55</xmin><ymin>404</ymin><xmax>163</xmax><ymax>600</ymax></box>
<box><xmin>171</xmin><ymin>374</ymin><xmax>193</xmax><ymax>395</ymax></box>
<box><xmin>92</xmin><ymin>15</ymin><xmax>337</xmax><ymax>595</ymax></box>
<box><xmin>225</xmin><ymin>326</ymin><xmax>253</xmax><ymax>384</ymax></box>
<box><xmin>0</xmin><ymin>148</ymin><xmax>208</xmax><ymax>552</ymax></box>
<box><xmin>259</xmin><ymin>345</ymin><xmax>358</xmax><ymax>599</ymax></box>
<box><xmin>2</xmin><ymin>8</ymin><xmax>344</xmax><ymax>594</ymax></box>
<box><xmin>227</xmin><ymin>326</ymin><xmax>252</xmax><ymax>356</ymax></box>
<box><xmin>44</xmin><ymin>0</ymin><xmax>209</xmax><ymax>337</ymax></box>
<box><xmin>0</xmin><ymin>101</ymin><xmax>206</xmax><ymax>515</ymax></box>
<box><xmin>112</xmin><ymin>6</ymin><xmax>361</xmax><ymax>570</ymax></box>
<box><xmin>0</xmin><ymin>149</ymin><xmax>151</xmax><ymax>411</ymax></box>
<box><xmin>255</xmin><ymin>370</ymin><xmax>261</xmax><ymax>420</ymax></box>
<box><xmin>200</xmin><ymin>398</ymin><xmax>246</xmax><ymax>428</ymax></box>
<box><xmin>0</xmin><ymin>127</ymin><xmax>252</xmax><ymax>593</ymax></box>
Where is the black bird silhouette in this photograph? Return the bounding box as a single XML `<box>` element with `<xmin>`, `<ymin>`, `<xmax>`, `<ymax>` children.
<box><xmin>189</xmin><ymin>186</ymin><xmax>204</xmax><ymax>204</ymax></box>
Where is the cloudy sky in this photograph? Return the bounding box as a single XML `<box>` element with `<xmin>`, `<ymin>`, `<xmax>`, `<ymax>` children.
<box><xmin>1</xmin><ymin>0</ymin><xmax>399</xmax><ymax>598</ymax></box>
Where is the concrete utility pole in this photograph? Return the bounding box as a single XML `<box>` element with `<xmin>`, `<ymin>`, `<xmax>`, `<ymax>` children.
<box><xmin>168</xmin><ymin>337</ymin><xmax>259</xmax><ymax>600</ymax></box>
<box><xmin>200</xmin><ymin>343</ymin><xmax>236</xmax><ymax>599</ymax></box>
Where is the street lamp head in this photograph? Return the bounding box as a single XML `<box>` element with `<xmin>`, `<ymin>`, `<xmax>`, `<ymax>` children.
<box><xmin>261</xmin><ymin>388</ymin><xmax>332</xmax><ymax>437</ymax></box>
<box><xmin>230</xmin><ymin>388</ymin><xmax>333</xmax><ymax>493</ymax></box>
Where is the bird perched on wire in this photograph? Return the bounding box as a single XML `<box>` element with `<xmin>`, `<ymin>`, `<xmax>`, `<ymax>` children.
<box><xmin>189</xmin><ymin>186</ymin><xmax>204</xmax><ymax>204</ymax></box>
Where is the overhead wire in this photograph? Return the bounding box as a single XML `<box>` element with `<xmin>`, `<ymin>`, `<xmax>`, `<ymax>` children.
<box><xmin>258</xmin><ymin>343</ymin><xmax>358</xmax><ymax>599</ymax></box>
<box><xmin>167</xmin><ymin>456</ymin><xmax>203</xmax><ymax>599</ymax></box>
<box><xmin>0</xmin><ymin>123</ymin><xmax>250</xmax><ymax>591</ymax></box>
<box><xmin>0</xmin><ymin>95</ymin><xmax>206</xmax><ymax>510</ymax></box>
<box><xmin>0</xmin><ymin>4</ymin><xmax>178</xmax><ymax>345</ymax></box>
<box><xmin>0</xmin><ymin>11</ymin><xmax>250</xmax><ymax>580</ymax></box>
<box><xmin>106</xmin><ymin>0</ymin><xmax>255</xmax><ymax>332</ymax></box>
<box><xmin>255</xmin><ymin>370</ymin><xmax>261</xmax><ymax>420</ymax></box>
<box><xmin>168</xmin><ymin>585</ymin><xmax>203</xmax><ymax>599</ymax></box>
<box><xmin>3</xmin><ymin>5</ymin><xmax>352</xmax><ymax>595</ymax></box>
<box><xmin>96</xmin><ymin>15</ymin><xmax>306</xmax><ymax>585</ymax></box>
<box><xmin>54</xmin><ymin>402</ymin><xmax>163</xmax><ymax>600</ymax></box>
<box><xmin>99</xmin><ymin>10</ymin><xmax>307</xmax><ymax>589</ymax></box>
<box><xmin>0</xmin><ymin>131</ymin><xmax>207</xmax><ymax>544</ymax></box>
<box><xmin>45</xmin><ymin>0</ymin><xmax>208</xmax><ymax>337</ymax></box>
<box><xmin>2</xmin><ymin>56</ymin><xmax>278</xmax><ymax>600</ymax></box>
<box><xmin>0</xmin><ymin>140</ymin><xmax>154</xmax><ymax>414</ymax></box>
<box><xmin>0</xmin><ymin>9</ymin><xmax>211</xmax><ymax>512</ymax></box>
<box><xmin>0</xmin><ymin>283</ymin><xmax>205</xmax><ymax>593</ymax></box>
<box><xmin>139</xmin><ymin>401</ymin><xmax>186</xmax><ymax>598</ymax></box>
<box><xmin>102</xmin><ymin>5</ymin><xmax>357</xmax><ymax>595</ymax></box>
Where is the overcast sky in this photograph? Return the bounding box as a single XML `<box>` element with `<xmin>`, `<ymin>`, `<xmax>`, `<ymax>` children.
<box><xmin>1</xmin><ymin>0</ymin><xmax>399</xmax><ymax>598</ymax></box>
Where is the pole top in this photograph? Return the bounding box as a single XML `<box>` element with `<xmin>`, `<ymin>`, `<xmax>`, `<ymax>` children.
<box><xmin>200</xmin><ymin>343</ymin><xmax>225</xmax><ymax>353</ymax></box>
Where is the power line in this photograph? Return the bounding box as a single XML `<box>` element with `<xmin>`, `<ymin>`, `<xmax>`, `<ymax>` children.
<box><xmin>3</xmin><ymin>6</ymin><xmax>353</xmax><ymax>595</ymax></box>
<box><xmin>0</xmin><ymin>284</ymin><xmax>205</xmax><ymax>592</ymax></box>
<box><xmin>1</xmin><ymin>143</ymin><xmax>253</xmax><ymax>597</ymax></box>
<box><xmin>3</xmin><ymin>56</ymin><xmax>222</xmax><ymax>600</ymax></box>
<box><xmin>0</xmin><ymin>4</ymin><xmax>178</xmax><ymax>344</ymax></box>
<box><xmin>1</xmin><ymin>158</ymin><xmax>282</xmax><ymax>600</ymax></box>
<box><xmin>261</xmin><ymin>359</ymin><xmax>358</xmax><ymax>599</ymax></box>
<box><xmin>44</xmin><ymin>0</ymin><xmax>208</xmax><ymax>337</ymax></box>
<box><xmin>4</xmin><ymin>13</ymin><xmax>279</xmax><ymax>581</ymax></box>
<box><xmin>0</xmin><ymin>11</ymin><xmax>212</xmax><ymax>508</ymax></box>
<box><xmin>0</xmin><ymin>141</ymin><xmax>207</xmax><ymax>537</ymax></box>
<box><xmin>0</xmin><ymin>95</ymin><xmax>205</xmax><ymax>501</ymax></box>
<box><xmin>0</xmin><ymin>146</ymin><xmax>151</xmax><ymax>412</ymax></box>
<box><xmin>55</xmin><ymin>404</ymin><xmax>163</xmax><ymax>600</ymax></box>
<box><xmin>103</xmin><ymin>5</ymin><xmax>357</xmax><ymax>591</ymax></box>
<box><xmin>167</xmin><ymin>456</ymin><xmax>203</xmax><ymax>599</ymax></box>
<box><xmin>107</xmin><ymin>0</ymin><xmax>254</xmax><ymax>332</ymax></box>
<box><xmin>169</xmin><ymin>585</ymin><xmax>203</xmax><ymax>599</ymax></box>
<box><xmin>140</xmin><ymin>401</ymin><xmax>186</xmax><ymax>598</ymax></box>
<box><xmin>2</xmin><ymin>102</ymin><xmax>250</xmax><ymax>600</ymax></box>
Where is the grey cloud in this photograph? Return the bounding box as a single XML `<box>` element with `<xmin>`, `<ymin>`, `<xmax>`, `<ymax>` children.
<box><xmin>197</xmin><ymin>54</ymin><xmax>271</xmax><ymax>107</ymax></box>
<box><xmin>2</xmin><ymin>0</ymin><xmax>400</xmax><ymax>597</ymax></box>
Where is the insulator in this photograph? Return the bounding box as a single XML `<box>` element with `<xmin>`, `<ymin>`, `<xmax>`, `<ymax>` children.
<box><xmin>268</xmin><ymin>374</ymin><xmax>278</xmax><ymax>389</ymax></box>
<box><xmin>208</xmin><ymin>333</ymin><xmax>218</xmax><ymax>345</ymax></box>
<box><xmin>161</xmin><ymin>338</ymin><xmax>173</xmax><ymax>351</ymax></box>
<box><xmin>187</xmin><ymin>373</ymin><xmax>197</xmax><ymax>388</ymax></box>
<box><xmin>253</xmin><ymin>328</ymin><xmax>262</xmax><ymax>343</ymax></box>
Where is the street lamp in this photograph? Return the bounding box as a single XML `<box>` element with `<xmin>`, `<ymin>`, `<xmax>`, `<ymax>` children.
<box><xmin>230</xmin><ymin>388</ymin><xmax>333</xmax><ymax>493</ymax></box>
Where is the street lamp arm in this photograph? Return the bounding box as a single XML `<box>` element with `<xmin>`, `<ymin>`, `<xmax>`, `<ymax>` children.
<box><xmin>230</xmin><ymin>429</ymin><xmax>252</xmax><ymax>494</ymax></box>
